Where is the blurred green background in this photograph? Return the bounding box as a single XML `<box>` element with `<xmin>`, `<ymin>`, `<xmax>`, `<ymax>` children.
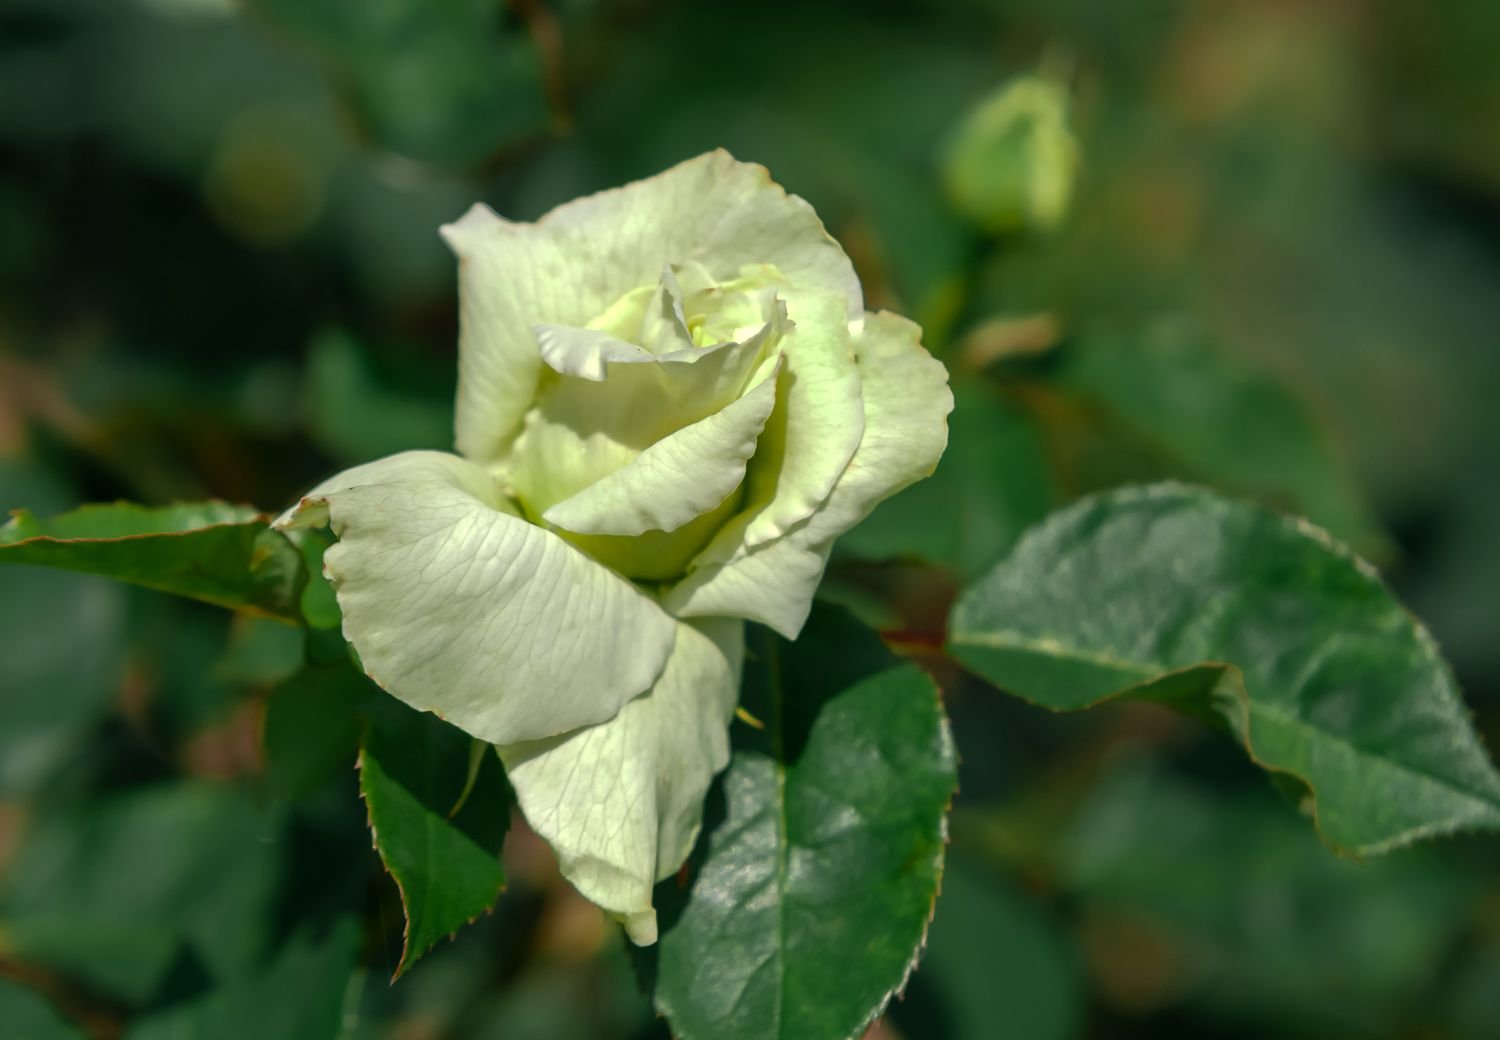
<box><xmin>2</xmin><ymin>0</ymin><xmax>1499</xmax><ymax>1037</ymax></box>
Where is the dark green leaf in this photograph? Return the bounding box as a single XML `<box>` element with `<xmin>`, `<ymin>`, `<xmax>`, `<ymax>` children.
<box><xmin>0</xmin><ymin>502</ymin><xmax>305</xmax><ymax>621</ymax></box>
<box><xmin>840</xmin><ymin>379</ymin><xmax>1057</xmax><ymax>578</ymax></box>
<box><xmin>293</xmin><ymin>528</ymin><xmax>343</xmax><ymax>633</ymax></box>
<box><xmin>264</xmin><ymin>664</ymin><xmax>375</xmax><ymax>800</ymax></box>
<box><xmin>948</xmin><ymin>483</ymin><xmax>1500</xmax><ymax>854</ymax></box>
<box><xmin>248</xmin><ymin>0</ymin><xmax>549</xmax><ymax>168</ymax></box>
<box><xmin>124</xmin><ymin>917</ymin><xmax>362</xmax><ymax>1040</ymax></box>
<box><xmin>1055</xmin><ymin>318</ymin><xmax>1385</xmax><ymax>554</ymax></box>
<box><xmin>359</xmin><ymin>701</ymin><xmax>510</xmax><ymax>977</ymax></box>
<box><xmin>647</xmin><ymin>605</ymin><xmax>957</xmax><ymax>1040</ymax></box>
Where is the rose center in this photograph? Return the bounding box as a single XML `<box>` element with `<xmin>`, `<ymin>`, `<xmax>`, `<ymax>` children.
<box><xmin>503</xmin><ymin>264</ymin><xmax>790</xmax><ymax>583</ymax></box>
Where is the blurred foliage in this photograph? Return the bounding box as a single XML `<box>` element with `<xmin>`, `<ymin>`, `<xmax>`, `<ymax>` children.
<box><xmin>2</xmin><ymin>0</ymin><xmax>1499</xmax><ymax>1037</ymax></box>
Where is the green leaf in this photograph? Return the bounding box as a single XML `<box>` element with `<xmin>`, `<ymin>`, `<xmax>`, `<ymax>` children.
<box><xmin>0</xmin><ymin>978</ymin><xmax>85</xmax><ymax>1040</ymax></box>
<box><xmin>0</xmin><ymin>502</ymin><xmax>305</xmax><ymax>621</ymax></box>
<box><xmin>124</xmin><ymin>917</ymin><xmax>362</xmax><ymax>1040</ymax></box>
<box><xmin>645</xmin><ymin>605</ymin><xmax>957</xmax><ymax>1040</ymax></box>
<box><xmin>359</xmin><ymin>701</ymin><xmax>510</xmax><ymax>977</ymax></box>
<box><xmin>948</xmin><ymin>483</ymin><xmax>1500</xmax><ymax>855</ymax></box>
<box><xmin>247</xmin><ymin>0</ymin><xmax>549</xmax><ymax>169</ymax></box>
<box><xmin>293</xmin><ymin>528</ymin><xmax>343</xmax><ymax>634</ymax></box>
<box><xmin>264</xmin><ymin>664</ymin><xmax>375</xmax><ymax>800</ymax></box>
<box><xmin>1054</xmin><ymin>318</ymin><xmax>1385</xmax><ymax>554</ymax></box>
<box><xmin>839</xmin><ymin>378</ymin><xmax>1057</xmax><ymax>579</ymax></box>
<box><xmin>0</xmin><ymin>784</ymin><xmax>283</xmax><ymax>1004</ymax></box>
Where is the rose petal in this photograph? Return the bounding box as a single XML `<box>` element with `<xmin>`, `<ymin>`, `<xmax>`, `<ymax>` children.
<box><xmin>509</xmin><ymin>329</ymin><xmax>778</xmax><ymax>522</ymax></box>
<box><xmin>665</xmin><ymin>312</ymin><xmax>953</xmax><ymax>636</ymax></box>
<box><xmin>441</xmin><ymin>150</ymin><xmax>861</xmax><ymax>464</ymax></box>
<box><xmin>274</xmin><ymin>450</ymin><xmax>677</xmax><ymax>744</ymax></box>
<box><xmin>534</xmin><ymin>325</ymin><xmax>655</xmax><ymax>382</ymax></box>
<box><xmin>543</xmin><ymin>358</ymin><xmax>782</xmax><ymax>537</ymax></box>
<box><xmin>499</xmin><ymin>617</ymin><xmax>744</xmax><ymax>945</ymax></box>
<box><xmin>441</xmin><ymin>204</ymin><xmax>549</xmax><ymax>464</ymax></box>
<box><xmin>735</xmin><ymin>288</ymin><xmax>866</xmax><ymax>548</ymax></box>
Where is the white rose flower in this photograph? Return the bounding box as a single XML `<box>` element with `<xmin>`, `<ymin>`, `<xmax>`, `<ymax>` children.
<box><xmin>276</xmin><ymin>150</ymin><xmax>952</xmax><ymax>944</ymax></box>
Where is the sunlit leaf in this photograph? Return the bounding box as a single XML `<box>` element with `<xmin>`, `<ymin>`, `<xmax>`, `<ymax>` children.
<box><xmin>949</xmin><ymin>483</ymin><xmax>1500</xmax><ymax>855</ymax></box>
<box><xmin>644</xmin><ymin>605</ymin><xmax>957</xmax><ymax>1040</ymax></box>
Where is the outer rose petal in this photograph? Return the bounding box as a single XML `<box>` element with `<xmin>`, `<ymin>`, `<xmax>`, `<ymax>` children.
<box><xmin>664</xmin><ymin>312</ymin><xmax>953</xmax><ymax>636</ymax></box>
<box><xmin>273</xmin><ymin>450</ymin><xmax>677</xmax><ymax>745</ymax></box>
<box><xmin>441</xmin><ymin>205</ymin><xmax>549</xmax><ymax>465</ymax></box>
<box><xmin>441</xmin><ymin>150</ymin><xmax>861</xmax><ymax>463</ymax></box>
<box><xmin>499</xmin><ymin>618</ymin><xmax>744</xmax><ymax>945</ymax></box>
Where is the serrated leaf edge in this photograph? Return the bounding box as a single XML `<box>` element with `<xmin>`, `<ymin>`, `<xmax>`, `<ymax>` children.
<box><xmin>845</xmin><ymin>671</ymin><xmax>959</xmax><ymax>1040</ymax></box>
<box><xmin>354</xmin><ymin>729</ymin><xmax>507</xmax><ymax>982</ymax></box>
<box><xmin>948</xmin><ymin>480</ymin><xmax>1500</xmax><ymax>857</ymax></box>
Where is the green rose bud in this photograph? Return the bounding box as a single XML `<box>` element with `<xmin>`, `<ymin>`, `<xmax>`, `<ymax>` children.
<box><xmin>942</xmin><ymin>74</ymin><xmax>1079</xmax><ymax>235</ymax></box>
<box><xmin>276</xmin><ymin>151</ymin><xmax>952</xmax><ymax>944</ymax></box>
